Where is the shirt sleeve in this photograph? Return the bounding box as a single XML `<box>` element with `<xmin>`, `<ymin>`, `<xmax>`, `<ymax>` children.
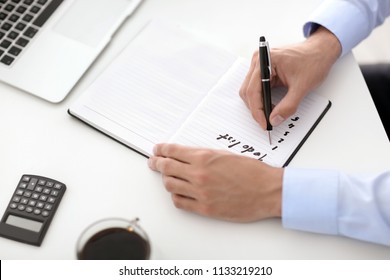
<box><xmin>282</xmin><ymin>167</ymin><xmax>390</xmax><ymax>246</ymax></box>
<box><xmin>303</xmin><ymin>0</ymin><xmax>390</xmax><ymax>57</ymax></box>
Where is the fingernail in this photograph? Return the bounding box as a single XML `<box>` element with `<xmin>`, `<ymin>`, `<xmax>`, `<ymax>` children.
<box><xmin>270</xmin><ymin>115</ymin><xmax>285</xmax><ymax>126</ymax></box>
<box><xmin>147</xmin><ymin>157</ymin><xmax>153</xmax><ymax>168</ymax></box>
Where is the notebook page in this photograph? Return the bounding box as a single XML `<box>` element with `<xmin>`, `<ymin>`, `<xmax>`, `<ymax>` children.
<box><xmin>69</xmin><ymin>20</ymin><xmax>237</xmax><ymax>155</ymax></box>
<box><xmin>170</xmin><ymin>58</ymin><xmax>330</xmax><ymax>167</ymax></box>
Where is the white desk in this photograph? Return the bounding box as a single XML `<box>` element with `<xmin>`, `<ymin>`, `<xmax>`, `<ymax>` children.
<box><xmin>1</xmin><ymin>0</ymin><xmax>390</xmax><ymax>259</ymax></box>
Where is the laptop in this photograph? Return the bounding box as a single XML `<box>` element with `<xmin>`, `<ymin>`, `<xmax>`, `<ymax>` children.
<box><xmin>0</xmin><ymin>0</ymin><xmax>143</xmax><ymax>103</ymax></box>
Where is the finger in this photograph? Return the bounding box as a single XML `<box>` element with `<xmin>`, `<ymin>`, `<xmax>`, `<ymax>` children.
<box><xmin>171</xmin><ymin>193</ymin><xmax>201</xmax><ymax>214</ymax></box>
<box><xmin>153</xmin><ymin>143</ymin><xmax>198</xmax><ymax>164</ymax></box>
<box><xmin>171</xmin><ymin>194</ymin><xmax>220</xmax><ymax>220</ymax></box>
<box><xmin>148</xmin><ymin>156</ymin><xmax>192</xmax><ymax>181</ymax></box>
<box><xmin>162</xmin><ymin>175</ymin><xmax>196</xmax><ymax>198</ymax></box>
<box><xmin>270</xmin><ymin>87</ymin><xmax>306</xmax><ymax>126</ymax></box>
<box><xmin>239</xmin><ymin>51</ymin><xmax>258</xmax><ymax>107</ymax></box>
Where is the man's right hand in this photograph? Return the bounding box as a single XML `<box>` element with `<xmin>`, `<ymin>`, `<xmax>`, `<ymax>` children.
<box><xmin>239</xmin><ymin>26</ymin><xmax>342</xmax><ymax>130</ymax></box>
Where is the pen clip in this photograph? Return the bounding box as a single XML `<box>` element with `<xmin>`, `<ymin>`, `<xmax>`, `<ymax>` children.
<box><xmin>266</xmin><ymin>41</ymin><xmax>272</xmax><ymax>77</ymax></box>
<box><xmin>259</xmin><ymin>37</ymin><xmax>272</xmax><ymax>77</ymax></box>
<box><xmin>259</xmin><ymin>38</ymin><xmax>272</xmax><ymax>77</ymax></box>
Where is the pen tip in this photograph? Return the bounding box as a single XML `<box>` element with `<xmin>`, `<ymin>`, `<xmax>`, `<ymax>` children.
<box><xmin>268</xmin><ymin>131</ymin><xmax>272</xmax><ymax>145</ymax></box>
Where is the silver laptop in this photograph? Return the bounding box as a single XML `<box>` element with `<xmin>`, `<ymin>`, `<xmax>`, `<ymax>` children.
<box><xmin>0</xmin><ymin>0</ymin><xmax>143</xmax><ymax>103</ymax></box>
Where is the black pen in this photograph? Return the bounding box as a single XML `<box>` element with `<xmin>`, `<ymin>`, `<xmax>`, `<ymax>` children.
<box><xmin>259</xmin><ymin>36</ymin><xmax>272</xmax><ymax>145</ymax></box>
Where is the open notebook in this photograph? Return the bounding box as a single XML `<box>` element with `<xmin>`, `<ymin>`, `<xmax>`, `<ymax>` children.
<box><xmin>68</xmin><ymin>20</ymin><xmax>331</xmax><ymax>167</ymax></box>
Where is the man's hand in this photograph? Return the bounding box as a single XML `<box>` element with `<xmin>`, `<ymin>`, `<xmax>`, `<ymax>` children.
<box><xmin>148</xmin><ymin>143</ymin><xmax>283</xmax><ymax>222</ymax></box>
<box><xmin>239</xmin><ymin>27</ymin><xmax>341</xmax><ymax>129</ymax></box>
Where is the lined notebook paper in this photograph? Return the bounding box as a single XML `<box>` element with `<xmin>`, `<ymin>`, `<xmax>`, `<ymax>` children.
<box><xmin>68</xmin><ymin>20</ymin><xmax>331</xmax><ymax>167</ymax></box>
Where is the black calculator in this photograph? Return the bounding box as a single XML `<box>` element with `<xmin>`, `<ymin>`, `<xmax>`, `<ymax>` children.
<box><xmin>0</xmin><ymin>175</ymin><xmax>66</xmax><ymax>246</ymax></box>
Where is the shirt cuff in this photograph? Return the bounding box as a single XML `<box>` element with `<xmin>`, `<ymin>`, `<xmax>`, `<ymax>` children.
<box><xmin>303</xmin><ymin>0</ymin><xmax>373</xmax><ymax>57</ymax></box>
<box><xmin>282</xmin><ymin>167</ymin><xmax>339</xmax><ymax>235</ymax></box>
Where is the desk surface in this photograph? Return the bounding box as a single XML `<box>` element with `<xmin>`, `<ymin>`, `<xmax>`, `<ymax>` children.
<box><xmin>1</xmin><ymin>0</ymin><xmax>390</xmax><ymax>259</ymax></box>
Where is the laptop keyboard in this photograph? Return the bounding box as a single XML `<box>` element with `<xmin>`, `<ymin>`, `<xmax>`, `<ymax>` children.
<box><xmin>0</xmin><ymin>0</ymin><xmax>63</xmax><ymax>66</ymax></box>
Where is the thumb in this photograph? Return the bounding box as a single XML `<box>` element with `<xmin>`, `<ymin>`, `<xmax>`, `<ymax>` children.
<box><xmin>270</xmin><ymin>88</ymin><xmax>305</xmax><ymax>127</ymax></box>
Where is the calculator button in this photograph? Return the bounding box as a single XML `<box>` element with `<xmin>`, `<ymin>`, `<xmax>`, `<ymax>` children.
<box><xmin>44</xmin><ymin>204</ymin><xmax>52</xmax><ymax>210</ymax></box>
<box><xmin>43</xmin><ymin>188</ymin><xmax>50</xmax><ymax>194</ymax></box>
<box><xmin>27</xmin><ymin>178</ymin><xmax>38</xmax><ymax>190</ymax></box>
<box><xmin>48</xmin><ymin>197</ymin><xmax>55</xmax><ymax>204</ymax></box>
<box><xmin>32</xmin><ymin>193</ymin><xmax>39</xmax><ymax>199</ymax></box>
<box><xmin>21</xmin><ymin>198</ymin><xmax>28</xmax><ymax>204</ymax></box>
<box><xmin>38</xmin><ymin>179</ymin><xmax>46</xmax><ymax>186</ymax></box>
<box><xmin>19</xmin><ymin>182</ymin><xmax>27</xmax><ymax>189</ymax></box>
<box><xmin>28</xmin><ymin>200</ymin><xmax>36</xmax><ymax>207</ymax></box>
<box><xmin>39</xmin><ymin>195</ymin><xmax>47</xmax><ymax>201</ymax></box>
<box><xmin>18</xmin><ymin>205</ymin><xmax>25</xmax><ymax>211</ymax></box>
<box><xmin>36</xmin><ymin>202</ymin><xmax>44</xmax><ymax>208</ymax></box>
<box><xmin>12</xmin><ymin>196</ymin><xmax>21</xmax><ymax>203</ymax></box>
<box><xmin>51</xmin><ymin>190</ymin><xmax>59</xmax><ymax>196</ymax></box>
<box><xmin>46</xmin><ymin>181</ymin><xmax>54</xmax><ymax>187</ymax></box>
<box><xmin>33</xmin><ymin>209</ymin><xmax>41</xmax><ymax>215</ymax></box>
<box><xmin>10</xmin><ymin>203</ymin><xmax>17</xmax><ymax>209</ymax></box>
<box><xmin>42</xmin><ymin>211</ymin><xmax>49</xmax><ymax>217</ymax></box>
<box><xmin>54</xmin><ymin>183</ymin><xmax>62</xmax><ymax>190</ymax></box>
<box><xmin>23</xmin><ymin>191</ymin><xmax>32</xmax><ymax>197</ymax></box>
<box><xmin>22</xmin><ymin>176</ymin><xmax>31</xmax><ymax>182</ymax></box>
<box><xmin>26</xmin><ymin>207</ymin><xmax>33</xmax><ymax>213</ymax></box>
<box><xmin>35</xmin><ymin>186</ymin><xmax>43</xmax><ymax>192</ymax></box>
<box><xmin>16</xmin><ymin>190</ymin><xmax>24</xmax><ymax>195</ymax></box>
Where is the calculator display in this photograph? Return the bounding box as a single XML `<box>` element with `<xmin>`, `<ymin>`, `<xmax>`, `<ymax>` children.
<box><xmin>6</xmin><ymin>215</ymin><xmax>43</xmax><ymax>233</ymax></box>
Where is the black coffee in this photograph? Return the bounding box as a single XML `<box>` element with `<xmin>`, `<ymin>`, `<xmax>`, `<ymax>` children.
<box><xmin>78</xmin><ymin>227</ymin><xmax>150</xmax><ymax>260</ymax></box>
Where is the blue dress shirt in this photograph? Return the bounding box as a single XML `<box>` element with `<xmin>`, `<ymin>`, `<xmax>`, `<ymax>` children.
<box><xmin>303</xmin><ymin>0</ymin><xmax>390</xmax><ymax>56</ymax></box>
<box><xmin>282</xmin><ymin>0</ymin><xmax>390</xmax><ymax>246</ymax></box>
